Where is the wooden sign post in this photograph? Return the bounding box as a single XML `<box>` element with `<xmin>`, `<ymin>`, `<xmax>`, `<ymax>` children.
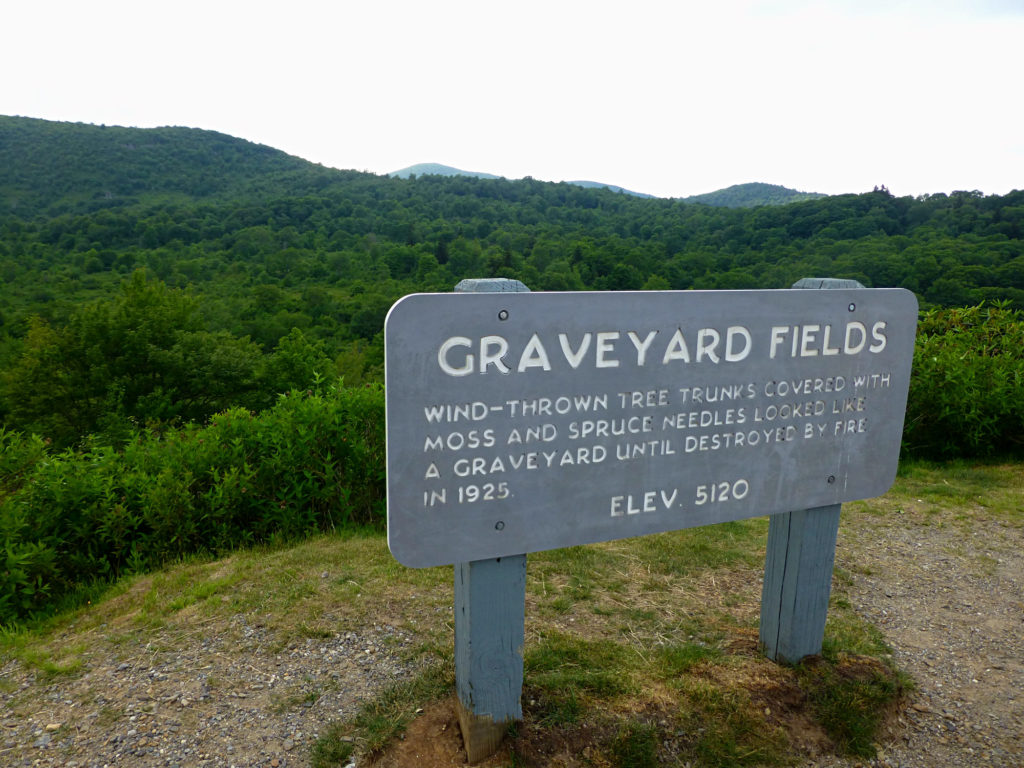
<box><xmin>452</xmin><ymin>279</ymin><xmax>530</xmax><ymax>763</ymax></box>
<box><xmin>759</xmin><ymin>278</ymin><xmax>866</xmax><ymax>663</ymax></box>
<box><xmin>384</xmin><ymin>279</ymin><xmax>917</xmax><ymax>762</ymax></box>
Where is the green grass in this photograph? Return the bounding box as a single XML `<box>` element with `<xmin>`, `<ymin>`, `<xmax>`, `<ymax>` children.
<box><xmin>894</xmin><ymin>459</ymin><xmax>1024</xmax><ymax>527</ymax></box>
<box><xmin>348</xmin><ymin>662</ymin><xmax>453</xmax><ymax>754</ymax></box>
<box><xmin>655</xmin><ymin>641</ymin><xmax>723</xmax><ymax>675</ymax></box>
<box><xmin>15</xmin><ymin>645</ymin><xmax>86</xmax><ymax>678</ymax></box>
<box><xmin>796</xmin><ymin>656</ymin><xmax>911</xmax><ymax>758</ymax></box>
<box><xmin>610</xmin><ymin>721</ymin><xmax>659</xmax><ymax>768</ymax></box>
<box><xmin>680</xmin><ymin>682</ymin><xmax>791</xmax><ymax>768</ymax></box>
<box><xmin>524</xmin><ymin>630</ymin><xmax>634</xmax><ymax>725</ymax></box>
<box><xmin>631</xmin><ymin>519</ymin><xmax>769</xmax><ymax>578</ymax></box>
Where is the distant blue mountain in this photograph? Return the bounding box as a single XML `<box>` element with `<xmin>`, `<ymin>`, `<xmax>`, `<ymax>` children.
<box><xmin>389</xmin><ymin>163</ymin><xmax>501</xmax><ymax>180</ymax></box>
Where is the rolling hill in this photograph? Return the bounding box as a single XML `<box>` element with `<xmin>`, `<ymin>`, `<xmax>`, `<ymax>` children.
<box><xmin>389</xmin><ymin>162</ymin><xmax>817</xmax><ymax>205</ymax></box>
<box><xmin>0</xmin><ymin>115</ymin><xmax>358</xmax><ymax>217</ymax></box>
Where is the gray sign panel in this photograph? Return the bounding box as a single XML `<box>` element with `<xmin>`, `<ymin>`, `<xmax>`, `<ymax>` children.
<box><xmin>385</xmin><ymin>289</ymin><xmax>918</xmax><ymax>568</ymax></box>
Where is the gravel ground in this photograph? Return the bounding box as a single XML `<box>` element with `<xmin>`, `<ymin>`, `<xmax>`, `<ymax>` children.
<box><xmin>1</xmin><ymin>618</ymin><xmax>421</xmax><ymax>768</ymax></box>
<box><xmin>2</xmin><ymin>504</ymin><xmax>1021</xmax><ymax>768</ymax></box>
<box><xmin>814</xmin><ymin>506</ymin><xmax>1024</xmax><ymax>768</ymax></box>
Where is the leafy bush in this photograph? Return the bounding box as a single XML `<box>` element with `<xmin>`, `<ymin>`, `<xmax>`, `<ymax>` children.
<box><xmin>904</xmin><ymin>302</ymin><xmax>1024</xmax><ymax>457</ymax></box>
<box><xmin>1</xmin><ymin>534</ymin><xmax>58</xmax><ymax>619</ymax></box>
<box><xmin>0</xmin><ymin>380</ymin><xmax>384</xmax><ymax>624</ymax></box>
<box><xmin>0</xmin><ymin>428</ymin><xmax>48</xmax><ymax>496</ymax></box>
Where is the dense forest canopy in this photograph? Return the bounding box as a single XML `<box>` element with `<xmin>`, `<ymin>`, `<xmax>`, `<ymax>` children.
<box><xmin>1</xmin><ymin>115</ymin><xmax>1022</xmax><ymax>446</ymax></box>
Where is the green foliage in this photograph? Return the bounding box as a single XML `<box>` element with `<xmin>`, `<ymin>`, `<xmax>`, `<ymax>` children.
<box><xmin>0</xmin><ymin>115</ymin><xmax>324</xmax><ymax>217</ymax></box>
<box><xmin>2</xmin><ymin>272</ymin><xmax>263</xmax><ymax>447</ymax></box>
<box><xmin>0</xmin><ymin>537</ymin><xmax>57</xmax><ymax>620</ymax></box>
<box><xmin>904</xmin><ymin>302</ymin><xmax>1024</xmax><ymax>457</ymax></box>
<box><xmin>2</xmin><ymin>122</ymin><xmax>1023</xmax><ymax>440</ymax></box>
<box><xmin>0</xmin><ymin>381</ymin><xmax>385</xmax><ymax>624</ymax></box>
<box><xmin>0</xmin><ymin>428</ymin><xmax>47</xmax><ymax>495</ymax></box>
<box><xmin>261</xmin><ymin>328</ymin><xmax>334</xmax><ymax>395</ymax></box>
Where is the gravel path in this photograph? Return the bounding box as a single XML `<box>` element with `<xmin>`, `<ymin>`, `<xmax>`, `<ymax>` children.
<box><xmin>818</xmin><ymin>507</ymin><xmax>1024</xmax><ymax>768</ymax></box>
<box><xmin>3</xmin><ymin>504</ymin><xmax>1021</xmax><ymax>767</ymax></box>
<box><xmin>1</xmin><ymin>618</ymin><xmax>420</xmax><ymax>768</ymax></box>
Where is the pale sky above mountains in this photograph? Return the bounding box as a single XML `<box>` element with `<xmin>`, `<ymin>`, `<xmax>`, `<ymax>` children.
<box><xmin>4</xmin><ymin>0</ymin><xmax>1022</xmax><ymax>199</ymax></box>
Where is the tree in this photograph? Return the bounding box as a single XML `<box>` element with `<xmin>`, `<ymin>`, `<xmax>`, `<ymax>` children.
<box><xmin>2</xmin><ymin>272</ymin><xmax>263</xmax><ymax>445</ymax></box>
<box><xmin>261</xmin><ymin>328</ymin><xmax>334</xmax><ymax>395</ymax></box>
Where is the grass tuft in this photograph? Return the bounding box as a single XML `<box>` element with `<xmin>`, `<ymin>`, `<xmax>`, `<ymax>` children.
<box><xmin>797</xmin><ymin>655</ymin><xmax>911</xmax><ymax>758</ymax></box>
<box><xmin>309</xmin><ymin>721</ymin><xmax>355</xmax><ymax>768</ymax></box>
<box><xmin>610</xmin><ymin>720</ymin><xmax>659</xmax><ymax>768</ymax></box>
<box><xmin>679</xmin><ymin>682</ymin><xmax>791</xmax><ymax>768</ymax></box>
<box><xmin>340</xmin><ymin>661</ymin><xmax>453</xmax><ymax>755</ymax></box>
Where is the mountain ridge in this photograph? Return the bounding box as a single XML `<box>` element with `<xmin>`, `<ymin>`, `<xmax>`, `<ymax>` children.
<box><xmin>389</xmin><ymin>162</ymin><xmax>822</xmax><ymax>206</ymax></box>
<box><xmin>3</xmin><ymin>116</ymin><xmax>824</xmax><ymax>214</ymax></box>
<box><xmin>0</xmin><ymin>115</ymin><xmax>328</xmax><ymax>214</ymax></box>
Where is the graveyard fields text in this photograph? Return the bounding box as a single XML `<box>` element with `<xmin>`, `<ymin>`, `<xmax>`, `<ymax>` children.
<box><xmin>417</xmin><ymin>371</ymin><xmax>894</xmax><ymax>517</ymax></box>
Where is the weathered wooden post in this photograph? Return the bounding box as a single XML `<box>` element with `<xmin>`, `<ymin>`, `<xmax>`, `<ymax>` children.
<box><xmin>760</xmin><ymin>278</ymin><xmax>865</xmax><ymax>663</ymax></box>
<box><xmin>452</xmin><ymin>278</ymin><xmax>529</xmax><ymax>763</ymax></box>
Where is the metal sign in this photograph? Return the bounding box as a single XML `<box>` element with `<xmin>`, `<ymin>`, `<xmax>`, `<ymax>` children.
<box><xmin>385</xmin><ymin>289</ymin><xmax>918</xmax><ymax>568</ymax></box>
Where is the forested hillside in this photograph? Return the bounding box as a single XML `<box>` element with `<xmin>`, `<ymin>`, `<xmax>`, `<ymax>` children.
<box><xmin>1</xmin><ymin>115</ymin><xmax>1022</xmax><ymax>446</ymax></box>
<box><xmin>682</xmin><ymin>181</ymin><xmax>826</xmax><ymax>207</ymax></box>
<box><xmin>2</xmin><ymin>116</ymin><xmax>1022</xmax><ymax>623</ymax></box>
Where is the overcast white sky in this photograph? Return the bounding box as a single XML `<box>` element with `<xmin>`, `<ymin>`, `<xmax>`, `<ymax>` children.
<box><xmin>4</xmin><ymin>0</ymin><xmax>1023</xmax><ymax>199</ymax></box>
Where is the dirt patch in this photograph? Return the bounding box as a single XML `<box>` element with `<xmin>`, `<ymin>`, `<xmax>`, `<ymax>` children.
<box><xmin>366</xmin><ymin>696</ymin><xmax>620</xmax><ymax>768</ymax></box>
<box><xmin>367</xmin><ymin>657</ymin><xmax>895</xmax><ymax>768</ymax></box>
<box><xmin>366</xmin><ymin>697</ymin><xmax>471</xmax><ymax>768</ymax></box>
<box><xmin>734</xmin><ymin>662</ymin><xmax>836</xmax><ymax>757</ymax></box>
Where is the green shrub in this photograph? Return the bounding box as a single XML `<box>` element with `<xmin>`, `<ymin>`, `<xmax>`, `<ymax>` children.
<box><xmin>0</xmin><ymin>428</ymin><xmax>48</xmax><ymax>497</ymax></box>
<box><xmin>0</xmin><ymin>534</ymin><xmax>58</xmax><ymax>619</ymax></box>
<box><xmin>0</xmin><ymin>380</ymin><xmax>385</xmax><ymax>624</ymax></box>
<box><xmin>904</xmin><ymin>302</ymin><xmax>1024</xmax><ymax>457</ymax></box>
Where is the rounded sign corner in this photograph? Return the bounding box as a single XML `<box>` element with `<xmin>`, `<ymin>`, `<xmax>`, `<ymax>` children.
<box><xmin>386</xmin><ymin>531</ymin><xmax>426</xmax><ymax>569</ymax></box>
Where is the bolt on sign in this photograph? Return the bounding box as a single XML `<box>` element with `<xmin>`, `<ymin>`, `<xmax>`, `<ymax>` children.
<box><xmin>384</xmin><ymin>289</ymin><xmax>918</xmax><ymax>568</ymax></box>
